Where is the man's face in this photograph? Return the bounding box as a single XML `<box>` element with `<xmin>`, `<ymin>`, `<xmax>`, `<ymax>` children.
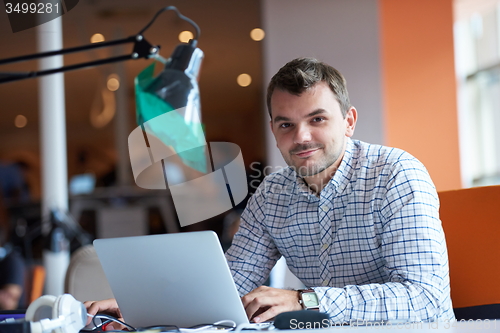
<box><xmin>270</xmin><ymin>81</ymin><xmax>357</xmax><ymax>179</ymax></box>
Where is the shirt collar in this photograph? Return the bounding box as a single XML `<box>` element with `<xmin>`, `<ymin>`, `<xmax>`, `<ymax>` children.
<box><xmin>328</xmin><ymin>137</ymin><xmax>356</xmax><ymax>194</ymax></box>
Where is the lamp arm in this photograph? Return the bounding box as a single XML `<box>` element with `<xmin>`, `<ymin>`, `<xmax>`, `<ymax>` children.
<box><xmin>0</xmin><ymin>34</ymin><xmax>158</xmax><ymax>84</ymax></box>
<box><xmin>0</xmin><ymin>36</ymin><xmax>136</xmax><ymax>66</ymax></box>
<box><xmin>139</xmin><ymin>6</ymin><xmax>201</xmax><ymax>43</ymax></box>
<box><xmin>0</xmin><ymin>5</ymin><xmax>201</xmax><ymax>84</ymax></box>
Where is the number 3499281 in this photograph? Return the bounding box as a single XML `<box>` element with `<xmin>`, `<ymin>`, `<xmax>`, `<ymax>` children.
<box><xmin>5</xmin><ymin>2</ymin><xmax>60</xmax><ymax>14</ymax></box>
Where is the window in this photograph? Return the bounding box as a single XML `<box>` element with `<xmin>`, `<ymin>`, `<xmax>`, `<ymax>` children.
<box><xmin>454</xmin><ymin>0</ymin><xmax>500</xmax><ymax>186</ymax></box>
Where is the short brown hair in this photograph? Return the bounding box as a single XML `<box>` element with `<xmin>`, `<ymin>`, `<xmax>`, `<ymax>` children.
<box><xmin>266</xmin><ymin>58</ymin><xmax>351</xmax><ymax>118</ymax></box>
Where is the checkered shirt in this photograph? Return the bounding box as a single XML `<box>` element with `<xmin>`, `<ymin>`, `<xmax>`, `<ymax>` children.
<box><xmin>225</xmin><ymin>138</ymin><xmax>455</xmax><ymax>322</ymax></box>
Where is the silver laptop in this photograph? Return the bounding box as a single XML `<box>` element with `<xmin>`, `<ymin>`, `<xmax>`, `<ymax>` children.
<box><xmin>93</xmin><ymin>231</ymin><xmax>250</xmax><ymax>328</ymax></box>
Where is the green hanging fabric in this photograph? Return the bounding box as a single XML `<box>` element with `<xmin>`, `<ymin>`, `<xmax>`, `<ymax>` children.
<box><xmin>134</xmin><ymin>62</ymin><xmax>207</xmax><ymax>173</ymax></box>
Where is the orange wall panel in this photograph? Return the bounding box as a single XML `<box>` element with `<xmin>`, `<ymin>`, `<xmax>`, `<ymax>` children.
<box><xmin>380</xmin><ymin>0</ymin><xmax>462</xmax><ymax>191</ymax></box>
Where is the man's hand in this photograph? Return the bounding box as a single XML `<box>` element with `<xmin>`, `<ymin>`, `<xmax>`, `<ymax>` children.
<box><xmin>84</xmin><ymin>298</ymin><xmax>124</xmax><ymax>331</ymax></box>
<box><xmin>241</xmin><ymin>286</ymin><xmax>302</xmax><ymax>323</ymax></box>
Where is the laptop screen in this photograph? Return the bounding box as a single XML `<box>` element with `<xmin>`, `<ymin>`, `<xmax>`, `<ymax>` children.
<box><xmin>94</xmin><ymin>231</ymin><xmax>249</xmax><ymax>328</ymax></box>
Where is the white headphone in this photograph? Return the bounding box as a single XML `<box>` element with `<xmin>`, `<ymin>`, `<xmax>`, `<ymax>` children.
<box><xmin>25</xmin><ymin>294</ymin><xmax>86</xmax><ymax>333</ymax></box>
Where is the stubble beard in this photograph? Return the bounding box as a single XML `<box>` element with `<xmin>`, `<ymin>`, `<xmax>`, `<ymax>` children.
<box><xmin>283</xmin><ymin>141</ymin><xmax>343</xmax><ymax>178</ymax></box>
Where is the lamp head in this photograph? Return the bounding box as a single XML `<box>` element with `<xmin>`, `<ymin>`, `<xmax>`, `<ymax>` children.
<box><xmin>134</xmin><ymin>40</ymin><xmax>207</xmax><ymax>173</ymax></box>
<box><xmin>143</xmin><ymin>41</ymin><xmax>203</xmax><ymax>123</ymax></box>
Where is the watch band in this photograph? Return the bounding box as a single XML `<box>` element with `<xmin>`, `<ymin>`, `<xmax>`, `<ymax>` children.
<box><xmin>298</xmin><ymin>289</ymin><xmax>320</xmax><ymax>311</ymax></box>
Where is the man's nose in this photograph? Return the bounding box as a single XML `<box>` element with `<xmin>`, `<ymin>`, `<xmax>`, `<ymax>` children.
<box><xmin>293</xmin><ymin>125</ymin><xmax>312</xmax><ymax>143</ymax></box>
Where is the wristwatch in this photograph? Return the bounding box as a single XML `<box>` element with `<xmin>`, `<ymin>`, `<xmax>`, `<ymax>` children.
<box><xmin>298</xmin><ymin>289</ymin><xmax>320</xmax><ymax>311</ymax></box>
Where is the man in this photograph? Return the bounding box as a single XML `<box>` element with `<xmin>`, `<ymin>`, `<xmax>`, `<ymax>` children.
<box><xmin>86</xmin><ymin>58</ymin><xmax>454</xmax><ymax>326</ymax></box>
<box><xmin>225</xmin><ymin>57</ymin><xmax>454</xmax><ymax>323</ymax></box>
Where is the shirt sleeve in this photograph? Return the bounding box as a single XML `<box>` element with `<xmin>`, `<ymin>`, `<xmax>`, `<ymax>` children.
<box><xmin>225</xmin><ymin>184</ymin><xmax>281</xmax><ymax>296</ymax></box>
<box><xmin>312</xmin><ymin>158</ymin><xmax>453</xmax><ymax>323</ymax></box>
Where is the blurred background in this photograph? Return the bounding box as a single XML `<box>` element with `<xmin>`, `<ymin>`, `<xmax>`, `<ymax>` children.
<box><xmin>0</xmin><ymin>0</ymin><xmax>499</xmax><ymax>309</ymax></box>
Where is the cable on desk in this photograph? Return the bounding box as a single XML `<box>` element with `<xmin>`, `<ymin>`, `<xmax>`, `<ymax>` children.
<box><xmin>187</xmin><ymin>320</ymin><xmax>236</xmax><ymax>331</ymax></box>
<box><xmin>81</xmin><ymin>313</ymin><xmax>136</xmax><ymax>332</ymax></box>
<box><xmin>83</xmin><ymin>313</ymin><xmax>246</xmax><ymax>332</ymax></box>
<box><xmin>137</xmin><ymin>325</ymin><xmax>180</xmax><ymax>332</ymax></box>
<box><xmin>214</xmin><ymin>320</ymin><xmax>236</xmax><ymax>328</ymax></box>
<box><xmin>232</xmin><ymin>323</ymin><xmax>274</xmax><ymax>332</ymax></box>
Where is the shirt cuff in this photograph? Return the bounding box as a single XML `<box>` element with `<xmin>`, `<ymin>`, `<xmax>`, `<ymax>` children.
<box><xmin>312</xmin><ymin>287</ymin><xmax>347</xmax><ymax>322</ymax></box>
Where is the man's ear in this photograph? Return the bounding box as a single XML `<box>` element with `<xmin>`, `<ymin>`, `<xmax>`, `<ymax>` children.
<box><xmin>269</xmin><ymin>120</ymin><xmax>279</xmax><ymax>147</ymax></box>
<box><xmin>269</xmin><ymin>119</ymin><xmax>273</xmax><ymax>133</ymax></box>
<box><xmin>345</xmin><ymin>107</ymin><xmax>357</xmax><ymax>137</ymax></box>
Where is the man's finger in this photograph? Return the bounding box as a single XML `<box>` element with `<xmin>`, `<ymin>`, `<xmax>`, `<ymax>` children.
<box><xmin>252</xmin><ymin>306</ymin><xmax>278</xmax><ymax>323</ymax></box>
<box><xmin>104</xmin><ymin>324</ymin><xmax>115</xmax><ymax>331</ymax></box>
<box><xmin>244</xmin><ymin>296</ymin><xmax>262</xmax><ymax>319</ymax></box>
<box><xmin>245</xmin><ymin>295</ymin><xmax>274</xmax><ymax>320</ymax></box>
<box><xmin>241</xmin><ymin>286</ymin><xmax>268</xmax><ymax>307</ymax></box>
<box><xmin>83</xmin><ymin>299</ymin><xmax>121</xmax><ymax>325</ymax></box>
<box><xmin>241</xmin><ymin>294</ymin><xmax>255</xmax><ymax>308</ymax></box>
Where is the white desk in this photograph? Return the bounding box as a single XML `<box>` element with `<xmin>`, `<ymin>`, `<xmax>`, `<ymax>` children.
<box><xmin>275</xmin><ymin>320</ymin><xmax>500</xmax><ymax>332</ymax></box>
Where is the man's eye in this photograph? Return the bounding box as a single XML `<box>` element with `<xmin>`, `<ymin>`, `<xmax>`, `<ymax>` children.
<box><xmin>279</xmin><ymin>123</ymin><xmax>291</xmax><ymax>128</ymax></box>
<box><xmin>312</xmin><ymin>117</ymin><xmax>324</xmax><ymax>123</ymax></box>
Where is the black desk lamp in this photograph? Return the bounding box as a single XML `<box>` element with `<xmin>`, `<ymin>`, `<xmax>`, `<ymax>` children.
<box><xmin>0</xmin><ymin>5</ymin><xmax>205</xmax><ymax>299</ymax></box>
<box><xmin>0</xmin><ymin>6</ymin><xmax>202</xmax><ymax>86</ymax></box>
<box><xmin>0</xmin><ymin>4</ymin><xmax>205</xmax><ymax>189</ymax></box>
<box><xmin>0</xmin><ymin>5</ymin><xmax>205</xmax><ymax>174</ymax></box>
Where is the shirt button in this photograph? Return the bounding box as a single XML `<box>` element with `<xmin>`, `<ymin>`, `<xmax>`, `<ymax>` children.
<box><xmin>321</xmin><ymin>205</ymin><xmax>329</xmax><ymax>212</ymax></box>
<box><xmin>321</xmin><ymin>243</ymin><xmax>329</xmax><ymax>251</ymax></box>
<box><xmin>323</xmin><ymin>279</ymin><xmax>329</xmax><ymax>286</ymax></box>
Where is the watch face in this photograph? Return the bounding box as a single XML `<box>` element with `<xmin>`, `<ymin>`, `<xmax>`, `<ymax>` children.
<box><xmin>302</xmin><ymin>292</ymin><xmax>319</xmax><ymax>307</ymax></box>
